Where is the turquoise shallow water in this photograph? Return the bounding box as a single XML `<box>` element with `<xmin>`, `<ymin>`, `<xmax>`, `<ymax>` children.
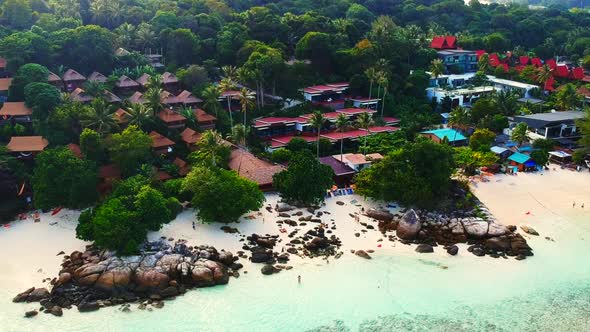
<box><xmin>2</xmin><ymin>212</ymin><xmax>590</xmax><ymax>331</ymax></box>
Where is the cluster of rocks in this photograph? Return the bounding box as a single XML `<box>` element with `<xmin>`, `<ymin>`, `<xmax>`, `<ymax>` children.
<box><xmin>371</xmin><ymin>208</ymin><xmax>534</xmax><ymax>260</ymax></box>
<box><xmin>14</xmin><ymin>241</ymin><xmax>241</xmax><ymax>317</ymax></box>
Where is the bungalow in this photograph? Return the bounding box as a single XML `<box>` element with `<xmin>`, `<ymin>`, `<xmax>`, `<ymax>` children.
<box><xmin>87</xmin><ymin>71</ymin><xmax>108</xmax><ymax>83</ymax></box>
<box><xmin>0</xmin><ymin>102</ymin><xmax>32</xmax><ymax>122</ymax></box>
<box><xmin>511</xmin><ymin>111</ymin><xmax>585</xmax><ymax>140</ymax></box>
<box><xmin>180</xmin><ymin>127</ymin><xmax>201</xmax><ymax>151</ymax></box>
<box><xmin>160</xmin><ymin>90</ymin><xmax>181</xmax><ymax>107</ymax></box>
<box><xmin>6</xmin><ymin>136</ymin><xmax>48</xmax><ymax>157</ymax></box>
<box><xmin>0</xmin><ymin>77</ymin><xmax>12</xmax><ymax>102</ymax></box>
<box><xmin>136</xmin><ymin>73</ymin><xmax>151</xmax><ymax>89</ymax></box>
<box><xmin>488</xmin><ymin>77</ymin><xmax>538</xmax><ymax>99</ymax></box>
<box><xmin>382</xmin><ymin>117</ymin><xmax>401</xmax><ymax>126</ymax></box>
<box><xmin>350</xmin><ymin>97</ymin><xmax>380</xmax><ymax>110</ymax></box>
<box><xmin>98</xmin><ymin>164</ymin><xmax>121</xmax><ymax>193</ymax></box>
<box><xmin>146</xmin><ymin>54</ymin><xmax>164</xmax><ymax>69</ymax></box>
<box><xmin>70</xmin><ymin>88</ymin><xmax>122</xmax><ymax>104</ymax></box>
<box><xmin>177</xmin><ymin>90</ymin><xmax>202</xmax><ymax>107</ymax></box>
<box><xmin>508</xmin><ymin>152</ymin><xmax>536</xmax><ymax>172</ymax></box>
<box><xmin>490</xmin><ymin>146</ymin><xmax>512</xmax><ymax>161</ymax></box>
<box><xmin>113</xmin><ymin>108</ymin><xmax>129</xmax><ymax>126</ymax></box>
<box><xmin>318</xmin><ymin>156</ymin><xmax>356</xmax><ymax>186</ymax></box>
<box><xmin>62</xmin><ymin>69</ymin><xmax>86</xmax><ymax>92</ymax></box>
<box><xmin>302</xmin><ymin>82</ymin><xmax>349</xmax><ymax>109</ymax></box>
<box><xmin>161</xmin><ymin>72</ymin><xmax>179</xmax><ymax>92</ymax></box>
<box><xmin>219</xmin><ymin>90</ymin><xmax>243</xmax><ymax>111</ymax></box>
<box><xmin>173</xmin><ymin>158</ymin><xmax>191</xmax><ymax>176</ymax></box>
<box><xmin>48</xmin><ymin>72</ymin><xmax>63</xmax><ymax>89</ymax></box>
<box><xmin>334</xmin><ymin>153</ymin><xmax>383</xmax><ymax>172</ymax></box>
<box><xmin>158</xmin><ymin>108</ymin><xmax>186</xmax><ymax>129</ymax></box>
<box><xmin>115</xmin><ymin>75</ymin><xmax>140</xmax><ymax>93</ymax></box>
<box><xmin>195</xmin><ymin>108</ymin><xmax>216</xmax><ymax>130</ymax></box>
<box><xmin>149</xmin><ymin>131</ymin><xmax>175</xmax><ymax>155</ymax></box>
<box><xmin>67</xmin><ymin>143</ymin><xmax>82</xmax><ymax>158</ymax></box>
<box><xmin>128</xmin><ymin>91</ymin><xmax>145</xmax><ymax>104</ymax></box>
<box><xmin>228</xmin><ymin>148</ymin><xmax>285</xmax><ymax>191</ymax></box>
<box><xmin>421</xmin><ymin>128</ymin><xmax>467</xmax><ymax>146</ymax></box>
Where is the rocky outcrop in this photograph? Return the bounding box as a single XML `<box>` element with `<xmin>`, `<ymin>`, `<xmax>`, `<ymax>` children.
<box><xmin>520</xmin><ymin>225</ymin><xmax>539</xmax><ymax>236</ymax></box>
<box><xmin>15</xmin><ymin>241</ymin><xmax>239</xmax><ymax>315</ymax></box>
<box><xmin>415</xmin><ymin>244</ymin><xmax>434</xmax><ymax>253</ymax></box>
<box><xmin>396</xmin><ymin>210</ymin><xmax>421</xmax><ymax>240</ymax></box>
<box><xmin>354</xmin><ymin>250</ymin><xmax>371</xmax><ymax>259</ymax></box>
<box><xmin>366</xmin><ymin>209</ymin><xmax>393</xmax><ymax>221</ymax></box>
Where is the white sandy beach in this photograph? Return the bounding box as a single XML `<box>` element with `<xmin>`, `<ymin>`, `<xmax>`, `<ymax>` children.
<box><xmin>1</xmin><ymin>167</ymin><xmax>590</xmax><ymax>331</ymax></box>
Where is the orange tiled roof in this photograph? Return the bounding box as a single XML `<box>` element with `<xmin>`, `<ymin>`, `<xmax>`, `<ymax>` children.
<box><xmin>158</xmin><ymin>108</ymin><xmax>186</xmax><ymax>123</ymax></box>
<box><xmin>195</xmin><ymin>108</ymin><xmax>216</xmax><ymax>123</ymax></box>
<box><xmin>62</xmin><ymin>69</ymin><xmax>86</xmax><ymax>82</ymax></box>
<box><xmin>161</xmin><ymin>72</ymin><xmax>179</xmax><ymax>84</ymax></box>
<box><xmin>0</xmin><ymin>78</ymin><xmax>12</xmax><ymax>91</ymax></box>
<box><xmin>0</xmin><ymin>102</ymin><xmax>32</xmax><ymax>116</ymax></box>
<box><xmin>228</xmin><ymin>149</ymin><xmax>285</xmax><ymax>186</ymax></box>
<box><xmin>180</xmin><ymin>127</ymin><xmax>201</xmax><ymax>144</ymax></box>
<box><xmin>6</xmin><ymin>136</ymin><xmax>48</xmax><ymax>152</ymax></box>
<box><xmin>149</xmin><ymin>131</ymin><xmax>175</xmax><ymax>149</ymax></box>
<box><xmin>116</xmin><ymin>75</ymin><xmax>139</xmax><ymax>88</ymax></box>
<box><xmin>67</xmin><ymin>143</ymin><xmax>82</xmax><ymax>158</ymax></box>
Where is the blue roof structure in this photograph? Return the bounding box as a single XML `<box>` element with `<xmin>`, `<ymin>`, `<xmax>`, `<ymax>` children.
<box><xmin>508</xmin><ymin>152</ymin><xmax>531</xmax><ymax>164</ymax></box>
<box><xmin>422</xmin><ymin>128</ymin><xmax>466</xmax><ymax>142</ymax></box>
<box><xmin>518</xmin><ymin>146</ymin><xmax>532</xmax><ymax>153</ymax></box>
<box><xmin>491</xmin><ymin>146</ymin><xmax>509</xmax><ymax>154</ymax></box>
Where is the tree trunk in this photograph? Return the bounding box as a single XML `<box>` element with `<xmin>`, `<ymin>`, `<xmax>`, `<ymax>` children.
<box><xmin>364</xmin><ymin>129</ymin><xmax>369</xmax><ymax>156</ymax></box>
<box><xmin>227</xmin><ymin>97</ymin><xmax>233</xmax><ymax>128</ymax></box>
<box><xmin>376</xmin><ymin>85</ymin><xmax>381</xmax><ymax>109</ymax></box>
<box><xmin>340</xmin><ymin>136</ymin><xmax>344</xmax><ymax>162</ymax></box>
<box><xmin>243</xmin><ymin>107</ymin><xmax>247</xmax><ymax>126</ymax></box>
<box><xmin>317</xmin><ymin>129</ymin><xmax>321</xmax><ymax>158</ymax></box>
<box><xmin>381</xmin><ymin>90</ymin><xmax>387</xmax><ymax>118</ymax></box>
<box><xmin>368</xmin><ymin>81</ymin><xmax>373</xmax><ymax>100</ymax></box>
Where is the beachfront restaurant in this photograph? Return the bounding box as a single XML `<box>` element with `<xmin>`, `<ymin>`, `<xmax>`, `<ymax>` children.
<box><xmin>548</xmin><ymin>150</ymin><xmax>572</xmax><ymax>165</ymax></box>
<box><xmin>511</xmin><ymin>111</ymin><xmax>585</xmax><ymax>140</ymax></box>
<box><xmin>508</xmin><ymin>152</ymin><xmax>536</xmax><ymax>172</ymax></box>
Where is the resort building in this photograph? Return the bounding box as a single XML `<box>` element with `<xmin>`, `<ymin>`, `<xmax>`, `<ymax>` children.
<box><xmin>0</xmin><ymin>102</ymin><xmax>32</xmax><ymax>123</ymax></box>
<box><xmin>332</xmin><ymin>153</ymin><xmax>383</xmax><ymax>172</ymax></box>
<box><xmin>158</xmin><ymin>108</ymin><xmax>186</xmax><ymax>130</ymax></box>
<box><xmin>319</xmin><ymin>156</ymin><xmax>356</xmax><ymax>186</ymax></box>
<box><xmin>350</xmin><ymin>97</ymin><xmax>380</xmax><ymax>110</ymax></box>
<box><xmin>173</xmin><ymin>158</ymin><xmax>191</xmax><ymax>176</ymax></box>
<box><xmin>128</xmin><ymin>91</ymin><xmax>145</xmax><ymax>104</ymax></box>
<box><xmin>48</xmin><ymin>72</ymin><xmax>63</xmax><ymax>89</ymax></box>
<box><xmin>436</xmin><ymin>49</ymin><xmax>478</xmax><ymax>74</ymax></box>
<box><xmin>87</xmin><ymin>72</ymin><xmax>108</xmax><ymax>83</ymax></box>
<box><xmin>116</xmin><ymin>75</ymin><xmax>140</xmax><ymax>93</ymax></box>
<box><xmin>219</xmin><ymin>90</ymin><xmax>244</xmax><ymax>111</ymax></box>
<box><xmin>162</xmin><ymin>72</ymin><xmax>180</xmax><ymax>92</ymax></box>
<box><xmin>62</xmin><ymin>69</ymin><xmax>86</xmax><ymax>92</ymax></box>
<box><xmin>6</xmin><ymin>136</ymin><xmax>49</xmax><ymax>158</ymax></box>
<box><xmin>146</xmin><ymin>54</ymin><xmax>164</xmax><ymax>69</ymax></box>
<box><xmin>430</xmin><ymin>36</ymin><xmax>457</xmax><ymax>50</ymax></box>
<box><xmin>507</xmin><ymin>152</ymin><xmax>536</xmax><ymax>172</ymax></box>
<box><xmin>177</xmin><ymin>90</ymin><xmax>203</xmax><ymax>108</ymax></box>
<box><xmin>149</xmin><ymin>131</ymin><xmax>175</xmax><ymax>155</ymax></box>
<box><xmin>0</xmin><ymin>77</ymin><xmax>12</xmax><ymax>102</ymax></box>
<box><xmin>113</xmin><ymin>108</ymin><xmax>129</xmax><ymax>127</ymax></box>
<box><xmin>510</xmin><ymin>111</ymin><xmax>585</xmax><ymax>141</ymax></box>
<box><xmin>427</xmin><ymin>86</ymin><xmax>495</xmax><ymax>108</ymax></box>
<box><xmin>160</xmin><ymin>90</ymin><xmax>181</xmax><ymax>107</ymax></box>
<box><xmin>136</xmin><ymin>73</ymin><xmax>151</xmax><ymax>89</ymax></box>
<box><xmin>421</xmin><ymin>128</ymin><xmax>468</xmax><ymax>146</ymax></box>
<box><xmin>302</xmin><ymin>82</ymin><xmax>350</xmax><ymax>109</ymax></box>
<box><xmin>488</xmin><ymin>78</ymin><xmax>538</xmax><ymax>99</ymax></box>
<box><xmin>195</xmin><ymin>108</ymin><xmax>217</xmax><ymax>130</ymax></box>
<box><xmin>228</xmin><ymin>148</ymin><xmax>285</xmax><ymax>191</ymax></box>
<box><xmin>180</xmin><ymin>127</ymin><xmax>201</xmax><ymax>151</ymax></box>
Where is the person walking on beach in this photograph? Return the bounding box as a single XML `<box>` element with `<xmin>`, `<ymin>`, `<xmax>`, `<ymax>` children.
<box><xmin>192</xmin><ymin>221</ymin><xmax>195</xmax><ymax>230</ymax></box>
<box><xmin>573</xmin><ymin>202</ymin><xmax>576</xmax><ymax>208</ymax></box>
<box><xmin>298</xmin><ymin>275</ymin><xmax>301</xmax><ymax>284</ymax></box>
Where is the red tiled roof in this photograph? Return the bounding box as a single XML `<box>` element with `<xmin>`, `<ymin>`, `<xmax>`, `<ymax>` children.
<box><xmin>48</xmin><ymin>72</ymin><xmax>62</xmax><ymax>83</ymax></box>
<box><xmin>67</xmin><ymin>143</ymin><xmax>82</xmax><ymax>158</ymax></box>
<box><xmin>221</xmin><ymin>90</ymin><xmax>241</xmax><ymax>98</ymax></box>
<box><xmin>254</xmin><ymin>117</ymin><xmax>299</xmax><ymax>126</ymax></box>
<box><xmin>546</xmin><ymin>59</ymin><xmax>557</xmax><ymax>70</ymax></box>
<box><xmin>161</xmin><ymin>90</ymin><xmax>181</xmax><ymax>104</ymax></box>
<box><xmin>62</xmin><ymin>69</ymin><xmax>86</xmax><ymax>82</ymax></box>
<box><xmin>571</xmin><ymin>67</ymin><xmax>584</xmax><ymax>80</ymax></box>
<box><xmin>475</xmin><ymin>50</ymin><xmax>486</xmax><ymax>58</ymax></box>
<box><xmin>336</xmin><ymin>108</ymin><xmax>376</xmax><ymax>115</ymax></box>
<box><xmin>519</xmin><ymin>56</ymin><xmax>529</xmax><ymax>65</ymax></box>
<box><xmin>114</xmin><ymin>108</ymin><xmax>129</xmax><ymax>124</ymax></box>
<box><xmin>136</xmin><ymin>73</ymin><xmax>151</xmax><ymax>87</ymax></box>
<box><xmin>430</xmin><ymin>36</ymin><xmax>445</xmax><ymax>49</ymax></box>
<box><xmin>158</xmin><ymin>108</ymin><xmax>186</xmax><ymax>123</ymax></box>
<box><xmin>303</xmin><ymin>83</ymin><xmax>349</xmax><ymax>94</ymax></box>
<box><xmin>103</xmin><ymin>90</ymin><xmax>121</xmax><ymax>103</ymax></box>
<box><xmin>489</xmin><ymin>54</ymin><xmax>500</xmax><ymax>67</ymax></box>
<box><xmin>320</xmin><ymin>130</ymin><xmax>368</xmax><ymax>141</ymax></box>
<box><xmin>157</xmin><ymin>171</ymin><xmax>173</xmax><ymax>181</ymax></box>
<box><xmin>195</xmin><ymin>108</ymin><xmax>216</xmax><ymax>123</ymax></box>
<box><xmin>228</xmin><ymin>149</ymin><xmax>285</xmax><ymax>186</ymax></box>
<box><xmin>577</xmin><ymin>86</ymin><xmax>590</xmax><ymax>98</ymax></box>
<box><xmin>531</xmin><ymin>58</ymin><xmax>542</xmax><ymax>67</ymax></box>
<box><xmin>70</xmin><ymin>88</ymin><xmax>93</xmax><ymax>103</ymax></box>
<box><xmin>554</xmin><ymin>65</ymin><xmax>569</xmax><ymax>78</ymax></box>
<box><xmin>301</xmin><ymin>112</ymin><xmax>341</xmax><ymax>120</ymax></box>
<box><xmin>0</xmin><ymin>78</ymin><xmax>12</xmax><ymax>91</ymax></box>
<box><xmin>180</xmin><ymin>127</ymin><xmax>201</xmax><ymax>144</ymax></box>
<box><xmin>0</xmin><ymin>57</ymin><xmax>6</xmax><ymax>68</ymax></box>
<box><xmin>173</xmin><ymin>158</ymin><xmax>190</xmax><ymax>176</ymax></box>
<box><xmin>445</xmin><ymin>36</ymin><xmax>457</xmax><ymax>49</ymax></box>
<box><xmin>149</xmin><ymin>131</ymin><xmax>175</xmax><ymax>149</ymax></box>
<box><xmin>270</xmin><ymin>135</ymin><xmax>317</xmax><ymax>148</ymax></box>
<box><xmin>99</xmin><ymin>164</ymin><xmax>121</xmax><ymax>179</ymax></box>
<box><xmin>382</xmin><ymin>116</ymin><xmax>400</xmax><ymax>124</ymax></box>
<box><xmin>128</xmin><ymin>91</ymin><xmax>145</xmax><ymax>104</ymax></box>
<box><xmin>544</xmin><ymin>77</ymin><xmax>555</xmax><ymax>91</ymax></box>
<box><xmin>177</xmin><ymin>90</ymin><xmax>202</xmax><ymax>104</ymax></box>
<box><xmin>364</xmin><ymin>126</ymin><xmax>399</xmax><ymax>133</ymax></box>
<box><xmin>161</xmin><ymin>72</ymin><xmax>179</xmax><ymax>84</ymax></box>
<box><xmin>0</xmin><ymin>102</ymin><xmax>32</xmax><ymax>116</ymax></box>
<box><xmin>116</xmin><ymin>75</ymin><xmax>140</xmax><ymax>88</ymax></box>
<box><xmin>88</xmin><ymin>72</ymin><xmax>107</xmax><ymax>83</ymax></box>
<box><xmin>6</xmin><ymin>136</ymin><xmax>48</xmax><ymax>152</ymax></box>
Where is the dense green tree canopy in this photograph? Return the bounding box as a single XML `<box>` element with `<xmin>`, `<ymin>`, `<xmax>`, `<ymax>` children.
<box><xmin>32</xmin><ymin>147</ymin><xmax>98</xmax><ymax>209</ymax></box>
<box><xmin>108</xmin><ymin>125</ymin><xmax>152</xmax><ymax>177</ymax></box>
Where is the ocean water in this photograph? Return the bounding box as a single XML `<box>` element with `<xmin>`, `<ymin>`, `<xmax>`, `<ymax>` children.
<box><xmin>2</xmin><ymin>212</ymin><xmax>590</xmax><ymax>331</ymax></box>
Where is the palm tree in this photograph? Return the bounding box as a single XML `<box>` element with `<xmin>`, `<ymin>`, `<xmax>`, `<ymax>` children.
<box><xmin>379</xmin><ymin>76</ymin><xmax>389</xmax><ymax>118</ymax></box>
<box><xmin>202</xmin><ymin>85</ymin><xmax>222</xmax><ymax>116</ymax></box>
<box><xmin>196</xmin><ymin>130</ymin><xmax>225</xmax><ymax>166</ymax></box>
<box><xmin>237</xmin><ymin>88</ymin><xmax>255</xmax><ymax>126</ymax></box>
<box><xmin>146</xmin><ymin>75</ymin><xmax>162</xmax><ymax>90</ymax></box>
<box><xmin>448</xmin><ymin>106</ymin><xmax>471</xmax><ymax>143</ymax></box>
<box><xmin>82</xmin><ymin>98</ymin><xmax>118</xmax><ymax>135</ymax></box>
<box><xmin>219</xmin><ymin>77</ymin><xmax>237</xmax><ymax>128</ymax></box>
<box><xmin>375</xmin><ymin>70</ymin><xmax>386</xmax><ymax>107</ymax></box>
<box><xmin>365</xmin><ymin>67</ymin><xmax>377</xmax><ymax>100</ymax></box>
<box><xmin>554</xmin><ymin>83</ymin><xmax>583</xmax><ymax>112</ymax></box>
<box><xmin>144</xmin><ymin>86</ymin><xmax>163</xmax><ymax>116</ymax></box>
<box><xmin>335</xmin><ymin>113</ymin><xmax>349</xmax><ymax>162</ymax></box>
<box><xmin>478</xmin><ymin>53</ymin><xmax>491</xmax><ymax>73</ymax></box>
<box><xmin>536</xmin><ymin>64</ymin><xmax>552</xmax><ymax>88</ymax></box>
<box><xmin>430</xmin><ymin>58</ymin><xmax>445</xmax><ymax>78</ymax></box>
<box><xmin>222</xmin><ymin>65</ymin><xmax>238</xmax><ymax>81</ymax></box>
<box><xmin>124</xmin><ymin>103</ymin><xmax>151</xmax><ymax>129</ymax></box>
<box><xmin>511</xmin><ymin>122</ymin><xmax>529</xmax><ymax>147</ymax></box>
<box><xmin>309</xmin><ymin>112</ymin><xmax>326</xmax><ymax>158</ymax></box>
<box><xmin>116</xmin><ymin>23</ymin><xmax>135</xmax><ymax>47</ymax></box>
<box><xmin>136</xmin><ymin>23</ymin><xmax>155</xmax><ymax>49</ymax></box>
<box><xmin>356</xmin><ymin>112</ymin><xmax>374</xmax><ymax>156</ymax></box>
<box><xmin>492</xmin><ymin>90</ymin><xmax>518</xmax><ymax>116</ymax></box>
<box><xmin>230</xmin><ymin>124</ymin><xmax>249</xmax><ymax>148</ymax></box>
<box><xmin>83</xmin><ymin>80</ymin><xmax>106</xmax><ymax>98</ymax></box>
<box><xmin>179</xmin><ymin>107</ymin><xmax>197</xmax><ymax>129</ymax></box>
